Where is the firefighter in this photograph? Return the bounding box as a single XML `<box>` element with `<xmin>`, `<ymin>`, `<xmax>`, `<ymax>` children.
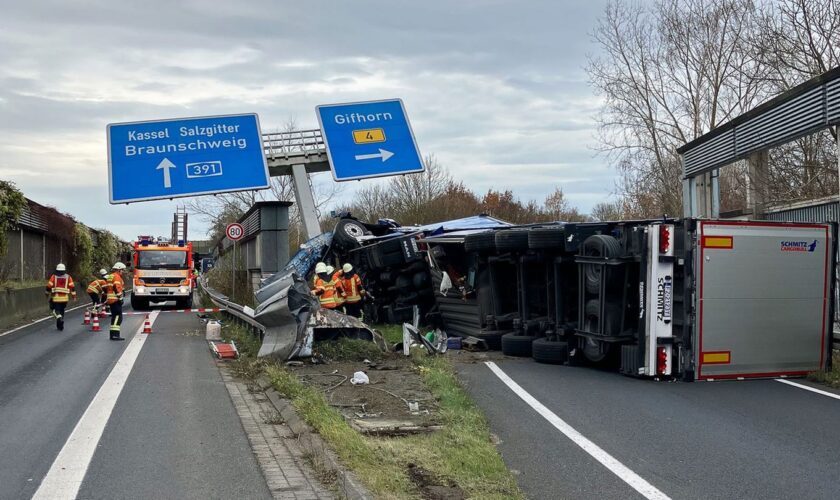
<box><xmin>85</xmin><ymin>268</ymin><xmax>108</xmax><ymax>312</ymax></box>
<box><xmin>340</xmin><ymin>263</ymin><xmax>365</xmax><ymax>318</ymax></box>
<box><xmin>313</xmin><ymin>262</ymin><xmax>326</xmax><ymax>287</ymax></box>
<box><xmin>104</xmin><ymin>265</ymin><xmax>126</xmax><ymax>341</ymax></box>
<box><xmin>45</xmin><ymin>263</ymin><xmax>76</xmax><ymax>331</ymax></box>
<box><xmin>312</xmin><ymin>263</ymin><xmax>344</xmax><ymax>309</ymax></box>
<box><xmin>328</xmin><ymin>265</ymin><xmax>346</xmax><ymax>310</ymax></box>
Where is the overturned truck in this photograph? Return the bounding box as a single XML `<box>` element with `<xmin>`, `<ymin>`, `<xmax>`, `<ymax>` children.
<box><xmin>423</xmin><ymin>219</ymin><xmax>837</xmax><ymax>381</ymax></box>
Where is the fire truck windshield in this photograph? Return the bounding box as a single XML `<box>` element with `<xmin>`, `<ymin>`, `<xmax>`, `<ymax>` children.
<box><xmin>137</xmin><ymin>250</ymin><xmax>188</xmax><ymax>269</ymax></box>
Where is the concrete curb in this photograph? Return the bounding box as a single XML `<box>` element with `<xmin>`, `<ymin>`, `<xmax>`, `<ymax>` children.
<box><xmin>258</xmin><ymin>376</ymin><xmax>372</xmax><ymax>500</ymax></box>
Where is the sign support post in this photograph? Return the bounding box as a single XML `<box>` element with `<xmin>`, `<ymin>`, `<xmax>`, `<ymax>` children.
<box><xmin>291</xmin><ymin>163</ymin><xmax>322</xmax><ymax>239</ymax></box>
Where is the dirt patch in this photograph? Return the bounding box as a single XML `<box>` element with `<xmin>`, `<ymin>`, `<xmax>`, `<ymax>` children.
<box><xmin>407</xmin><ymin>463</ymin><xmax>466</xmax><ymax>500</ymax></box>
<box><xmin>287</xmin><ymin>354</ymin><xmax>441</xmax><ymax>431</ymax></box>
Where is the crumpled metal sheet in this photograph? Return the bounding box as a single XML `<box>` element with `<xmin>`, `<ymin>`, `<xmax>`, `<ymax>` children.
<box><xmin>255</xmin><ymin>273</ymin><xmax>318</xmax><ymax>359</ymax></box>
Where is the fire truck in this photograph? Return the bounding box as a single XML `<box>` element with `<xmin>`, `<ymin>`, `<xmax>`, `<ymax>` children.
<box><xmin>130</xmin><ymin>236</ymin><xmax>194</xmax><ymax>310</ymax></box>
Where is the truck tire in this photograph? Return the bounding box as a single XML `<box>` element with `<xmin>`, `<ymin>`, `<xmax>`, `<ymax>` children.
<box><xmin>583</xmin><ymin>299</ymin><xmax>621</xmax><ymax>336</ymax></box>
<box><xmin>130</xmin><ymin>295</ymin><xmax>148</xmax><ymax>311</ymax></box>
<box><xmin>476</xmin><ymin>329</ymin><xmax>510</xmax><ymax>350</ymax></box>
<box><xmin>495</xmin><ymin>230</ymin><xmax>530</xmax><ymax>253</ymax></box>
<box><xmin>334</xmin><ymin>219</ymin><xmax>370</xmax><ymax>250</ymax></box>
<box><xmin>532</xmin><ymin>338</ymin><xmax>569</xmax><ymax>364</ymax></box>
<box><xmin>582</xmin><ymin>337</ymin><xmax>610</xmax><ymax>363</ymax></box>
<box><xmin>528</xmin><ymin>227</ymin><xmax>565</xmax><ymax>250</ymax></box>
<box><xmin>501</xmin><ymin>332</ymin><xmax>536</xmax><ymax>357</ymax></box>
<box><xmin>582</xmin><ymin>234</ymin><xmax>621</xmax><ymax>294</ymax></box>
<box><xmin>464</xmin><ymin>232</ymin><xmax>496</xmax><ymax>253</ymax></box>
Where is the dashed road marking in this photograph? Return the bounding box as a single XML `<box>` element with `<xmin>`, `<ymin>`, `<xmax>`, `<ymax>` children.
<box><xmin>485</xmin><ymin>361</ymin><xmax>671</xmax><ymax>500</ymax></box>
<box><xmin>32</xmin><ymin>310</ymin><xmax>160</xmax><ymax>500</ymax></box>
<box><xmin>0</xmin><ymin>303</ymin><xmax>89</xmax><ymax>338</ymax></box>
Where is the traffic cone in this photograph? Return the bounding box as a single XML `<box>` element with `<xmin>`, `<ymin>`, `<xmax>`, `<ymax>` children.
<box><xmin>100</xmin><ymin>308</ymin><xmax>108</xmax><ymax>318</ymax></box>
<box><xmin>142</xmin><ymin>315</ymin><xmax>152</xmax><ymax>334</ymax></box>
<box><xmin>83</xmin><ymin>310</ymin><xmax>91</xmax><ymax>325</ymax></box>
<box><xmin>91</xmin><ymin>314</ymin><xmax>101</xmax><ymax>332</ymax></box>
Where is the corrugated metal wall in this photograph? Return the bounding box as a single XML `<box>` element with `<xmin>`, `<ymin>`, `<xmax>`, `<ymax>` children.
<box><xmin>765</xmin><ymin>201</ymin><xmax>839</xmax><ymax>223</ymax></box>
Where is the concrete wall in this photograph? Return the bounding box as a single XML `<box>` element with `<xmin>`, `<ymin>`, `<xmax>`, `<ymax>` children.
<box><xmin>0</xmin><ymin>286</ymin><xmax>51</xmax><ymax>330</ymax></box>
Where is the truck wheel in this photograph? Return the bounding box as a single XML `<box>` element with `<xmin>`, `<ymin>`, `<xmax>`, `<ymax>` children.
<box><xmin>130</xmin><ymin>295</ymin><xmax>148</xmax><ymax>310</ymax></box>
<box><xmin>583</xmin><ymin>299</ymin><xmax>621</xmax><ymax>336</ymax></box>
<box><xmin>495</xmin><ymin>230</ymin><xmax>530</xmax><ymax>253</ymax></box>
<box><xmin>528</xmin><ymin>227</ymin><xmax>565</xmax><ymax>250</ymax></box>
<box><xmin>582</xmin><ymin>337</ymin><xmax>610</xmax><ymax>363</ymax></box>
<box><xmin>532</xmin><ymin>338</ymin><xmax>569</xmax><ymax>364</ymax></box>
<box><xmin>334</xmin><ymin>219</ymin><xmax>370</xmax><ymax>250</ymax></box>
<box><xmin>464</xmin><ymin>231</ymin><xmax>496</xmax><ymax>253</ymax></box>
<box><xmin>477</xmin><ymin>329</ymin><xmax>510</xmax><ymax>350</ymax></box>
<box><xmin>501</xmin><ymin>332</ymin><xmax>536</xmax><ymax>357</ymax></box>
<box><xmin>582</xmin><ymin>234</ymin><xmax>621</xmax><ymax>294</ymax></box>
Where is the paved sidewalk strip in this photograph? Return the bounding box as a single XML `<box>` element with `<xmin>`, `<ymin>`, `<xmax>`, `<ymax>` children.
<box><xmin>221</xmin><ymin>369</ymin><xmax>334</xmax><ymax>500</ymax></box>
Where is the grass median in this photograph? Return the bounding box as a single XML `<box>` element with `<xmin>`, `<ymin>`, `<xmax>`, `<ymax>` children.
<box><xmin>223</xmin><ymin>321</ymin><xmax>523</xmax><ymax>499</ymax></box>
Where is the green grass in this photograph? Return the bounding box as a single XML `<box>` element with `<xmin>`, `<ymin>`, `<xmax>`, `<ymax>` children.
<box><xmin>314</xmin><ymin>337</ymin><xmax>384</xmax><ymax>362</ymax></box>
<box><xmin>374</xmin><ymin>323</ymin><xmax>404</xmax><ymax>345</ymax></box>
<box><xmin>266</xmin><ymin>350</ymin><xmax>524</xmax><ymax>499</ymax></box>
<box><xmin>808</xmin><ymin>351</ymin><xmax>840</xmax><ymax>389</ymax></box>
<box><xmin>0</xmin><ymin>279</ymin><xmax>45</xmax><ymax>290</ymax></box>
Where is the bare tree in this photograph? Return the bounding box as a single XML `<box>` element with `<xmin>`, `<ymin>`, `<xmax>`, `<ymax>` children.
<box><xmin>587</xmin><ymin>0</ymin><xmax>767</xmax><ymax>217</ymax></box>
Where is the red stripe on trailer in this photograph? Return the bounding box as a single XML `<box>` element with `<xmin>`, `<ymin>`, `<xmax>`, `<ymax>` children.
<box><xmin>697</xmin><ymin>371</ymin><xmax>810</xmax><ymax>381</ymax></box>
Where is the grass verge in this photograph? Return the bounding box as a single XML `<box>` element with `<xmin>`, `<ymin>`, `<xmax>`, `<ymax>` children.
<box><xmin>265</xmin><ymin>346</ymin><xmax>523</xmax><ymax>498</ymax></box>
<box><xmin>216</xmin><ymin>316</ymin><xmax>523</xmax><ymax>498</ymax></box>
<box><xmin>808</xmin><ymin>351</ymin><xmax>840</xmax><ymax>389</ymax></box>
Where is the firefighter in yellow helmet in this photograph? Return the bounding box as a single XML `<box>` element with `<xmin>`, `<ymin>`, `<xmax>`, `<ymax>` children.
<box><xmin>46</xmin><ymin>263</ymin><xmax>77</xmax><ymax>330</ymax></box>
<box><xmin>104</xmin><ymin>263</ymin><xmax>126</xmax><ymax>341</ymax></box>
<box><xmin>339</xmin><ymin>263</ymin><xmax>365</xmax><ymax>318</ymax></box>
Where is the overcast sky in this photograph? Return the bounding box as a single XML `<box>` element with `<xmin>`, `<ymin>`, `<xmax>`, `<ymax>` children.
<box><xmin>0</xmin><ymin>0</ymin><xmax>613</xmax><ymax>241</ymax></box>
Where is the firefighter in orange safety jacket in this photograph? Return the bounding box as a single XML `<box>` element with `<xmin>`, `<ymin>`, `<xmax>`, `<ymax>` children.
<box><xmin>311</xmin><ymin>262</ymin><xmax>345</xmax><ymax>309</ymax></box>
<box><xmin>327</xmin><ymin>265</ymin><xmax>345</xmax><ymax>310</ymax></box>
<box><xmin>104</xmin><ymin>265</ymin><xmax>126</xmax><ymax>341</ymax></box>
<box><xmin>86</xmin><ymin>268</ymin><xmax>109</xmax><ymax>313</ymax></box>
<box><xmin>45</xmin><ymin>263</ymin><xmax>76</xmax><ymax>331</ymax></box>
<box><xmin>339</xmin><ymin>263</ymin><xmax>366</xmax><ymax>318</ymax></box>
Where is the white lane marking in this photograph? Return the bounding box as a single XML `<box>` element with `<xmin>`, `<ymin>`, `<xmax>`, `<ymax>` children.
<box><xmin>0</xmin><ymin>303</ymin><xmax>89</xmax><ymax>338</ymax></box>
<box><xmin>485</xmin><ymin>361</ymin><xmax>671</xmax><ymax>500</ymax></box>
<box><xmin>776</xmin><ymin>378</ymin><xmax>840</xmax><ymax>400</ymax></box>
<box><xmin>32</xmin><ymin>310</ymin><xmax>159</xmax><ymax>500</ymax></box>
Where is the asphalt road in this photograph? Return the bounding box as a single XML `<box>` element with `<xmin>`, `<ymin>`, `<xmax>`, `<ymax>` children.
<box><xmin>457</xmin><ymin>358</ymin><xmax>840</xmax><ymax>500</ymax></box>
<box><xmin>0</xmin><ymin>300</ymin><xmax>271</xmax><ymax>500</ymax></box>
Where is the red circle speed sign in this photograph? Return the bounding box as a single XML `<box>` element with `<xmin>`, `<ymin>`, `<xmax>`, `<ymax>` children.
<box><xmin>226</xmin><ymin>223</ymin><xmax>244</xmax><ymax>241</ymax></box>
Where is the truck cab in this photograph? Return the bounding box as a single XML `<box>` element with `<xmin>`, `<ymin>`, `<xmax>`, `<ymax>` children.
<box><xmin>130</xmin><ymin>236</ymin><xmax>194</xmax><ymax>310</ymax></box>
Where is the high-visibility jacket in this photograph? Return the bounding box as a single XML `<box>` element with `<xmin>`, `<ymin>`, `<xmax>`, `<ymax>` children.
<box><xmin>341</xmin><ymin>274</ymin><xmax>364</xmax><ymax>303</ymax></box>
<box><xmin>313</xmin><ymin>277</ymin><xmax>345</xmax><ymax>309</ymax></box>
<box><xmin>331</xmin><ymin>271</ymin><xmax>345</xmax><ymax>306</ymax></box>
<box><xmin>86</xmin><ymin>278</ymin><xmax>108</xmax><ymax>295</ymax></box>
<box><xmin>103</xmin><ymin>274</ymin><xmax>124</xmax><ymax>305</ymax></box>
<box><xmin>46</xmin><ymin>274</ymin><xmax>76</xmax><ymax>303</ymax></box>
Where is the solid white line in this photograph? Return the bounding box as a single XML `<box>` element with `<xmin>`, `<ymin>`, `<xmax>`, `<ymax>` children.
<box><xmin>0</xmin><ymin>302</ymin><xmax>89</xmax><ymax>338</ymax></box>
<box><xmin>32</xmin><ymin>310</ymin><xmax>159</xmax><ymax>500</ymax></box>
<box><xmin>776</xmin><ymin>378</ymin><xmax>840</xmax><ymax>401</ymax></box>
<box><xmin>485</xmin><ymin>361</ymin><xmax>671</xmax><ymax>500</ymax></box>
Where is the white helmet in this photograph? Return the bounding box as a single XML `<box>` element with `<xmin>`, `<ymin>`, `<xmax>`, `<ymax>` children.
<box><xmin>314</xmin><ymin>262</ymin><xmax>327</xmax><ymax>274</ymax></box>
<box><xmin>112</xmin><ymin>262</ymin><xmax>126</xmax><ymax>270</ymax></box>
<box><xmin>99</xmin><ymin>268</ymin><xmax>108</xmax><ymax>277</ymax></box>
<box><xmin>55</xmin><ymin>263</ymin><xmax>66</xmax><ymax>272</ymax></box>
<box><xmin>326</xmin><ymin>265</ymin><xmax>335</xmax><ymax>275</ymax></box>
<box><xmin>343</xmin><ymin>263</ymin><xmax>353</xmax><ymax>273</ymax></box>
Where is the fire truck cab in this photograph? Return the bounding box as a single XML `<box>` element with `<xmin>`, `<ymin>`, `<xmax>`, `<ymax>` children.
<box><xmin>130</xmin><ymin>236</ymin><xmax>194</xmax><ymax>310</ymax></box>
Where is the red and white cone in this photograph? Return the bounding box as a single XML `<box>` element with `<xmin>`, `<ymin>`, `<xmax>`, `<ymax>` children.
<box><xmin>100</xmin><ymin>308</ymin><xmax>108</xmax><ymax>318</ymax></box>
<box><xmin>142</xmin><ymin>315</ymin><xmax>152</xmax><ymax>334</ymax></box>
<box><xmin>83</xmin><ymin>310</ymin><xmax>91</xmax><ymax>325</ymax></box>
<box><xmin>91</xmin><ymin>314</ymin><xmax>101</xmax><ymax>332</ymax></box>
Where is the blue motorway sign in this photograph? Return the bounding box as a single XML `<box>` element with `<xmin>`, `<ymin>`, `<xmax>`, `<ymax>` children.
<box><xmin>107</xmin><ymin>113</ymin><xmax>270</xmax><ymax>204</ymax></box>
<box><xmin>316</xmin><ymin>99</ymin><xmax>424</xmax><ymax>181</ymax></box>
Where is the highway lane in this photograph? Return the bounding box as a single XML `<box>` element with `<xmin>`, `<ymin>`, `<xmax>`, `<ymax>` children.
<box><xmin>458</xmin><ymin>358</ymin><xmax>840</xmax><ymax>500</ymax></box>
<box><xmin>0</xmin><ymin>302</ymin><xmax>271</xmax><ymax>500</ymax></box>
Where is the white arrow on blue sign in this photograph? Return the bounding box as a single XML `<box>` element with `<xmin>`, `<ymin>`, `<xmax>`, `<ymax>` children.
<box><xmin>107</xmin><ymin>113</ymin><xmax>270</xmax><ymax>204</ymax></box>
<box><xmin>316</xmin><ymin>99</ymin><xmax>424</xmax><ymax>182</ymax></box>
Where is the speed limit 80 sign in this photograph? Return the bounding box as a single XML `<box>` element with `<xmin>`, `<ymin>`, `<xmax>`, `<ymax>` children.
<box><xmin>226</xmin><ymin>223</ymin><xmax>245</xmax><ymax>241</ymax></box>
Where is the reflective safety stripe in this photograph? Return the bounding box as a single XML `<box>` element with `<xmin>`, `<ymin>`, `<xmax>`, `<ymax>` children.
<box><xmin>343</xmin><ymin>275</ymin><xmax>362</xmax><ymax>303</ymax></box>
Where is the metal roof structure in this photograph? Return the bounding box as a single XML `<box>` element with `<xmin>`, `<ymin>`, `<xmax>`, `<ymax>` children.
<box><xmin>678</xmin><ymin>66</ymin><xmax>840</xmax><ymax>178</ymax></box>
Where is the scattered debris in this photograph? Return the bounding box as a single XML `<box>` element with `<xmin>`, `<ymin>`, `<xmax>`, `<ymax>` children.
<box><xmin>350</xmin><ymin>371</ymin><xmax>370</xmax><ymax>385</ymax></box>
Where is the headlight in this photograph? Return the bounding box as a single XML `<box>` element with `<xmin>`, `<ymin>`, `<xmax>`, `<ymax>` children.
<box><xmin>136</xmin><ymin>286</ymin><xmax>146</xmax><ymax>294</ymax></box>
<box><xmin>179</xmin><ymin>286</ymin><xmax>188</xmax><ymax>294</ymax></box>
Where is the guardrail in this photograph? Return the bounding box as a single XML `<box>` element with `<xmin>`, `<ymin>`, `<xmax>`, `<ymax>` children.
<box><xmin>199</xmin><ymin>280</ymin><xmax>265</xmax><ymax>337</ymax></box>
